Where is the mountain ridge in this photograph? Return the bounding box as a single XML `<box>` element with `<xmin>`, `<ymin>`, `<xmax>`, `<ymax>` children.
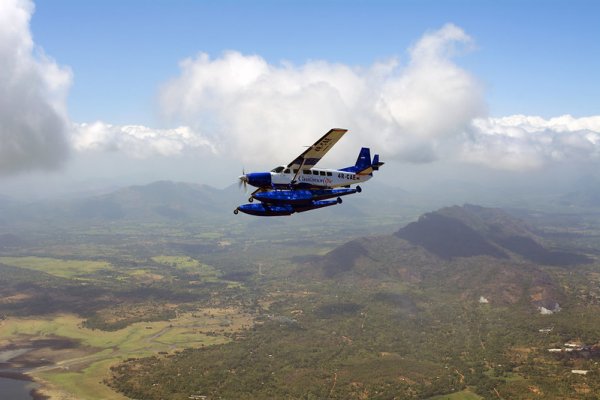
<box><xmin>297</xmin><ymin>204</ymin><xmax>592</xmax><ymax>311</ymax></box>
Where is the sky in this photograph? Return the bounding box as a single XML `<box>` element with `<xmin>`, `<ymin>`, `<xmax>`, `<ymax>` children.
<box><xmin>1</xmin><ymin>0</ymin><xmax>600</xmax><ymax>199</ymax></box>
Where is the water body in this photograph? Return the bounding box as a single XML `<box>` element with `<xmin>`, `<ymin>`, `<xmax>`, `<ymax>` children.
<box><xmin>0</xmin><ymin>349</ymin><xmax>42</xmax><ymax>400</ymax></box>
<box><xmin>0</xmin><ymin>376</ymin><xmax>37</xmax><ymax>400</ymax></box>
<box><xmin>0</xmin><ymin>338</ymin><xmax>77</xmax><ymax>400</ymax></box>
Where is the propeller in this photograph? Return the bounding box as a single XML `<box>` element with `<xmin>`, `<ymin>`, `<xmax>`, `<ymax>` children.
<box><xmin>238</xmin><ymin>169</ymin><xmax>248</xmax><ymax>191</ymax></box>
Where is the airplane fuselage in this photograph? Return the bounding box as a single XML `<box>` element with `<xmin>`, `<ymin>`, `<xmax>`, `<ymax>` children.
<box><xmin>246</xmin><ymin>166</ymin><xmax>372</xmax><ymax>190</ymax></box>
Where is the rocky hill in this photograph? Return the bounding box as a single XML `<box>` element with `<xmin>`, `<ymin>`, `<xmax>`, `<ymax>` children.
<box><xmin>297</xmin><ymin>204</ymin><xmax>593</xmax><ymax>311</ymax></box>
<box><xmin>396</xmin><ymin>204</ymin><xmax>590</xmax><ymax>265</ymax></box>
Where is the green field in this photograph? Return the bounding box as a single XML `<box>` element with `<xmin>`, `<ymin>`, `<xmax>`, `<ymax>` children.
<box><xmin>0</xmin><ymin>309</ymin><xmax>252</xmax><ymax>400</ymax></box>
<box><xmin>0</xmin><ymin>256</ymin><xmax>112</xmax><ymax>279</ymax></box>
<box><xmin>428</xmin><ymin>390</ymin><xmax>484</xmax><ymax>400</ymax></box>
<box><xmin>152</xmin><ymin>255</ymin><xmax>220</xmax><ymax>278</ymax></box>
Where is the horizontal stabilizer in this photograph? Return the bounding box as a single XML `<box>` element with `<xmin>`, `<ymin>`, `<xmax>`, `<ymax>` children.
<box><xmin>372</xmin><ymin>154</ymin><xmax>384</xmax><ymax>171</ymax></box>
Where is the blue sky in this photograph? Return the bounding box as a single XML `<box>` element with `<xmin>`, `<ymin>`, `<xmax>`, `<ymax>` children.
<box><xmin>30</xmin><ymin>0</ymin><xmax>600</xmax><ymax>123</ymax></box>
<box><xmin>1</xmin><ymin>0</ymin><xmax>600</xmax><ymax>197</ymax></box>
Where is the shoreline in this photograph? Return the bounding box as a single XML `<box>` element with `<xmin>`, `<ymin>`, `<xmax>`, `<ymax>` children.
<box><xmin>0</xmin><ymin>370</ymin><xmax>34</xmax><ymax>381</ymax></box>
<box><xmin>0</xmin><ymin>371</ymin><xmax>50</xmax><ymax>400</ymax></box>
<box><xmin>0</xmin><ymin>338</ymin><xmax>76</xmax><ymax>400</ymax></box>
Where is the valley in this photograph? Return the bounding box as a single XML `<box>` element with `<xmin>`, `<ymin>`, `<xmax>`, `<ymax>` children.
<box><xmin>1</xmin><ymin>182</ymin><xmax>600</xmax><ymax>399</ymax></box>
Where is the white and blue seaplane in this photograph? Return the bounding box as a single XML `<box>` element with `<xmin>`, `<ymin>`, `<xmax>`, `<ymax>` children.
<box><xmin>234</xmin><ymin>128</ymin><xmax>383</xmax><ymax>216</ymax></box>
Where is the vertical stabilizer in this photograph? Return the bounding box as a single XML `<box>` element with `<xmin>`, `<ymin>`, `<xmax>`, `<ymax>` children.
<box><xmin>341</xmin><ymin>147</ymin><xmax>383</xmax><ymax>174</ymax></box>
<box><xmin>355</xmin><ymin>147</ymin><xmax>372</xmax><ymax>172</ymax></box>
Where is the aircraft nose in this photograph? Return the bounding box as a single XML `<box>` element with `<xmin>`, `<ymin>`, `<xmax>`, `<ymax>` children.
<box><xmin>246</xmin><ymin>172</ymin><xmax>271</xmax><ymax>188</ymax></box>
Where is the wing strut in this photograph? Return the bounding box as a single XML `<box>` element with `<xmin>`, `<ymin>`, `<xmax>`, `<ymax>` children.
<box><xmin>290</xmin><ymin>157</ymin><xmax>308</xmax><ymax>185</ymax></box>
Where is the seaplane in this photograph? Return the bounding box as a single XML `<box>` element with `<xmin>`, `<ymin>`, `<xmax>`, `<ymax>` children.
<box><xmin>234</xmin><ymin>128</ymin><xmax>383</xmax><ymax>216</ymax></box>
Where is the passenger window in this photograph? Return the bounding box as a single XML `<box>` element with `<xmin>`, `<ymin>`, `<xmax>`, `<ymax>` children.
<box><xmin>284</xmin><ymin>169</ymin><xmax>291</xmax><ymax>174</ymax></box>
<box><xmin>319</xmin><ymin>171</ymin><xmax>326</xmax><ymax>176</ymax></box>
<box><xmin>326</xmin><ymin>172</ymin><xmax>332</xmax><ymax>176</ymax></box>
<box><xmin>293</xmin><ymin>169</ymin><xmax>299</xmax><ymax>174</ymax></box>
<box><xmin>303</xmin><ymin>170</ymin><xmax>311</xmax><ymax>174</ymax></box>
<box><xmin>312</xmin><ymin>170</ymin><xmax>319</xmax><ymax>175</ymax></box>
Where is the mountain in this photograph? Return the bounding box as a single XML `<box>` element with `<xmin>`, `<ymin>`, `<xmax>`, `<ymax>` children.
<box><xmin>1</xmin><ymin>180</ymin><xmax>413</xmax><ymax>231</ymax></box>
<box><xmin>396</xmin><ymin>204</ymin><xmax>591</xmax><ymax>265</ymax></box>
<box><xmin>0</xmin><ymin>181</ymin><xmax>242</xmax><ymax>225</ymax></box>
<box><xmin>67</xmin><ymin>180</ymin><xmax>232</xmax><ymax>220</ymax></box>
<box><xmin>297</xmin><ymin>204</ymin><xmax>593</xmax><ymax>310</ymax></box>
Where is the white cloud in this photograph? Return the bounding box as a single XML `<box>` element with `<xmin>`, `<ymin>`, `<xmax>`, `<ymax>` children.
<box><xmin>464</xmin><ymin>115</ymin><xmax>600</xmax><ymax>170</ymax></box>
<box><xmin>159</xmin><ymin>23</ymin><xmax>485</xmax><ymax>166</ymax></box>
<box><xmin>0</xmin><ymin>0</ymin><xmax>72</xmax><ymax>175</ymax></box>
<box><xmin>5</xmin><ymin>8</ymin><xmax>598</xmax><ymax>178</ymax></box>
<box><xmin>156</xmin><ymin>25</ymin><xmax>600</xmax><ymax>172</ymax></box>
<box><xmin>73</xmin><ymin>122</ymin><xmax>215</xmax><ymax>158</ymax></box>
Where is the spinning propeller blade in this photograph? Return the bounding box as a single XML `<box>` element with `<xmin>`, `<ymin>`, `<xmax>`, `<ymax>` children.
<box><xmin>238</xmin><ymin>169</ymin><xmax>248</xmax><ymax>191</ymax></box>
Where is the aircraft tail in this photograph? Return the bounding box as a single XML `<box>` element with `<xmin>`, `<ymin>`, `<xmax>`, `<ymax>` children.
<box><xmin>372</xmin><ymin>154</ymin><xmax>384</xmax><ymax>171</ymax></box>
<box><xmin>355</xmin><ymin>147</ymin><xmax>372</xmax><ymax>173</ymax></box>
<box><xmin>342</xmin><ymin>147</ymin><xmax>384</xmax><ymax>175</ymax></box>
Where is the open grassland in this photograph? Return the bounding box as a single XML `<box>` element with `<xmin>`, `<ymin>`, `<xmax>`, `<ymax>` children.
<box><xmin>0</xmin><ymin>309</ymin><xmax>253</xmax><ymax>400</ymax></box>
<box><xmin>152</xmin><ymin>255</ymin><xmax>244</xmax><ymax>288</ymax></box>
<box><xmin>0</xmin><ymin>256</ymin><xmax>112</xmax><ymax>279</ymax></box>
<box><xmin>36</xmin><ymin>359</ymin><xmax>129</xmax><ymax>400</ymax></box>
<box><xmin>427</xmin><ymin>389</ymin><xmax>484</xmax><ymax>399</ymax></box>
<box><xmin>152</xmin><ymin>255</ymin><xmax>221</xmax><ymax>278</ymax></box>
<box><xmin>152</xmin><ymin>255</ymin><xmax>200</xmax><ymax>268</ymax></box>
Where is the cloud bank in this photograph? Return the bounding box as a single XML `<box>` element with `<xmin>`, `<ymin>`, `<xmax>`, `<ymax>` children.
<box><xmin>0</xmin><ymin>0</ymin><xmax>72</xmax><ymax>175</ymax></box>
<box><xmin>73</xmin><ymin>122</ymin><xmax>215</xmax><ymax>159</ymax></box>
<box><xmin>3</xmin><ymin>7</ymin><xmax>599</xmax><ymax>178</ymax></box>
<box><xmin>159</xmin><ymin>24</ymin><xmax>486</xmax><ymax>165</ymax></box>
<box><xmin>154</xmin><ymin>24</ymin><xmax>600</xmax><ymax>171</ymax></box>
<box><xmin>466</xmin><ymin>115</ymin><xmax>600</xmax><ymax>170</ymax></box>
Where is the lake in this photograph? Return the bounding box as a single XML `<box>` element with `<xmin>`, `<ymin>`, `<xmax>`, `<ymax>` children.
<box><xmin>0</xmin><ymin>349</ymin><xmax>42</xmax><ymax>400</ymax></box>
<box><xmin>0</xmin><ymin>375</ymin><xmax>37</xmax><ymax>400</ymax></box>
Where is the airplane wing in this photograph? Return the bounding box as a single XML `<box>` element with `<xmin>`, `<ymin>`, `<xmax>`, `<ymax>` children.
<box><xmin>287</xmin><ymin>128</ymin><xmax>347</xmax><ymax>170</ymax></box>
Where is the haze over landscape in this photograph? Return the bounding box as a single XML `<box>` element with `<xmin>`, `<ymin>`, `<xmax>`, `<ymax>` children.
<box><xmin>2</xmin><ymin>1</ymin><xmax>600</xmax><ymax>400</ymax></box>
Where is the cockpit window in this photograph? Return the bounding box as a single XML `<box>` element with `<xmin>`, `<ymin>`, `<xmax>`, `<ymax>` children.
<box><xmin>284</xmin><ymin>169</ymin><xmax>291</xmax><ymax>174</ymax></box>
<box><xmin>271</xmin><ymin>166</ymin><xmax>285</xmax><ymax>173</ymax></box>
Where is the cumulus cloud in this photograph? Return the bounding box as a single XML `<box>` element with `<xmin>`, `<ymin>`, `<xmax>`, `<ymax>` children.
<box><xmin>0</xmin><ymin>0</ymin><xmax>72</xmax><ymax>175</ymax></box>
<box><xmin>6</xmin><ymin>8</ymin><xmax>597</xmax><ymax>177</ymax></box>
<box><xmin>160</xmin><ymin>24</ymin><xmax>600</xmax><ymax>170</ymax></box>
<box><xmin>464</xmin><ymin>115</ymin><xmax>600</xmax><ymax>170</ymax></box>
<box><xmin>73</xmin><ymin>122</ymin><xmax>215</xmax><ymax>158</ymax></box>
<box><xmin>157</xmin><ymin>24</ymin><xmax>600</xmax><ymax>172</ymax></box>
<box><xmin>159</xmin><ymin>23</ymin><xmax>485</xmax><ymax>165</ymax></box>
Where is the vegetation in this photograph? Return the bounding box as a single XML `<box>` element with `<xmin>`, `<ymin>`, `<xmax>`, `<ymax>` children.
<box><xmin>0</xmin><ymin>256</ymin><xmax>113</xmax><ymax>279</ymax></box>
<box><xmin>109</xmin><ymin>277</ymin><xmax>600</xmax><ymax>399</ymax></box>
<box><xmin>1</xmin><ymin>197</ymin><xmax>600</xmax><ymax>399</ymax></box>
